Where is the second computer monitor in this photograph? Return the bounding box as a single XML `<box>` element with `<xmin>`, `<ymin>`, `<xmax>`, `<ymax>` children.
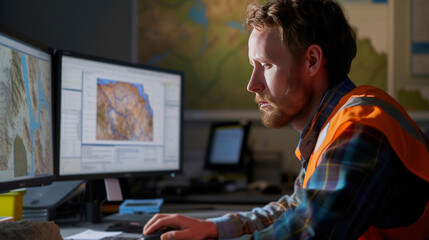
<box><xmin>204</xmin><ymin>122</ymin><xmax>250</xmax><ymax>171</ymax></box>
<box><xmin>56</xmin><ymin>51</ymin><xmax>183</xmax><ymax>179</ymax></box>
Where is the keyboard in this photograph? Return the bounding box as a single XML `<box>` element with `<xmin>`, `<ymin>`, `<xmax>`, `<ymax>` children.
<box><xmin>104</xmin><ymin>213</ymin><xmax>155</xmax><ymax>224</ymax></box>
<box><xmin>101</xmin><ymin>233</ymin><xmax>142</xmax><ymax>240</ymax></box>
<box><xmin>101</xmin><ymin>231</ymin><xmax>165</xmax><ymax>240</ymax></box>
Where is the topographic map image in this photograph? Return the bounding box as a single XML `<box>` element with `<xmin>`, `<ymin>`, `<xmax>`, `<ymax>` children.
<box><xmin>96</xmin><ymin>79</ymin><xmax>153</xmax><ymax>141</ymax></box>
<box><xmin>138</xmin><ymin>0</ymin><xmax>387</xmax><ymax>110</ymax></box>
<box><xmin>0</xmin><ymin>45</ymin><xmax>52</xmax><ymax>178</ymax></box>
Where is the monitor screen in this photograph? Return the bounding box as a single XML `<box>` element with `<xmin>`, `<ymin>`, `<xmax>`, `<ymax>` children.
<box><xmin>0</xmin><ymin>26</ymin><xmax>54</xmax><ymax>192</ymax></box>
<box><xmin>56</xmin><ymin>51</ymin><xmax>183</xmax><ymax>179</ymax></box>
<box><xmin>205</xmin><ymin>122</ymin><xmax>250</xmax><ymax>170</ymax></box>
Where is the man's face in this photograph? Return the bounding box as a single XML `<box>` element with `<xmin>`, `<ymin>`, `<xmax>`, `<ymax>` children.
<box><xmin>247</xmin><ymin>27</ymin><xmax>311</xmax><ymax>129</ymax></box>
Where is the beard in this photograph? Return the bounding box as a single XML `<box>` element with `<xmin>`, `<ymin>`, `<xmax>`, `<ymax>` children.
<box><xmin>260</xmin><ymin>106</ymin><xmax>291</xmax><ymax>128</ymax></box>
<box><xmin>256</xmin><ymin>95</ymin><xmax>292</xmax><ymax>129</ymax></box>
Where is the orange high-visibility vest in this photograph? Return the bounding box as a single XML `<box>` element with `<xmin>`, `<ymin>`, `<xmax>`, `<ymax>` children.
<box><xmin>295</xmin><ymin>85</ymin><xmax>429</xmax><ymax>239</ymax></box>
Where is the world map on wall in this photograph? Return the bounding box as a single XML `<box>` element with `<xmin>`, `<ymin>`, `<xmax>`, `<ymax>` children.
<box><xmin>138</xmin><ymin>0</ymin><xmax>387</xmax><ymax>110</ymax></box>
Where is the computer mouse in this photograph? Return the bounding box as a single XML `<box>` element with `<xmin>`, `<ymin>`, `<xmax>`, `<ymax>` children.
<box><xmin>142</xmin><ymin>229</ymin><xmax>173</xmax><ymax>240</ymax></box>
<box><xmin>122</xmin><ymin>222</ymin><xmax>145</xmax><ymax>233</ymax></box>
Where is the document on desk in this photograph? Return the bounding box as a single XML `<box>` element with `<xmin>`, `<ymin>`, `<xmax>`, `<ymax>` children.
<box><xmin>64</xmin><ymin>229</ymin><xmax>122</xmax><ymax>240</ymax></box>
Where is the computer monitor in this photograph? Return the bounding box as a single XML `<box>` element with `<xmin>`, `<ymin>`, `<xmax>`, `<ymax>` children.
<box><xmin>55</xmin><ymin>50</ymin><xmax>183</xmax><ymax>198</ymax></box>
<box><xmin>204</xmin><ymin>122</ymin><xmax>250</xmax><ymax>171</ymax></box>
<box><xmin>0</xmin><ymin>26</ymin><xmax>55</xmax><ymax>192</ymax></box>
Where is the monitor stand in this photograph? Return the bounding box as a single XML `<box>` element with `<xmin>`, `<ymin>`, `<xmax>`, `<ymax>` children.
<box><xmin>86</xmin><ymin>178</ymin><xmax>158</xmax><ymax>225</ymax></box>
<box><xmin>85</xmin><ymin>178</ymin><xmax>124</xmax><ymax>223</ymax></box>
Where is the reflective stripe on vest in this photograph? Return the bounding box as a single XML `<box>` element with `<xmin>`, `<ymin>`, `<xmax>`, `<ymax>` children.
<box><xmin>297</xmin><ymin>85</ymin><xmax>429</xmax><ymax>239</ymax></box>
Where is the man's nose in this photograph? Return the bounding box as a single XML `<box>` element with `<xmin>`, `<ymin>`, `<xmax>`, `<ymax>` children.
<box><xmin>247</xmin><ymin>68</ymin><xmax>264</xmax><ymax>93</ymax></box>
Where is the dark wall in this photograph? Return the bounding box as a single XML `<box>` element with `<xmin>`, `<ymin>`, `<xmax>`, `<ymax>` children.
<box><xmin>0</xmin><ymin>0</ymin><xmax>135</xmax><ymax>62</ymax></box>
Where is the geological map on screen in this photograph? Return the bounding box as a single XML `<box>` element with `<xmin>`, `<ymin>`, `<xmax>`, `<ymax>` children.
<box><xmin>0</xmin><ymin>46</ymin><xmax>52</xmax><ymax>178</ymax></box>
<box><xmin>96</xmin><ymin>79</ymin><xmax>153</xmax><ymax>141</ymax></box>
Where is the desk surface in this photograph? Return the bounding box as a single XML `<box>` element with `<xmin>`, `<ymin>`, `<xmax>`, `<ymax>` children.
<box><xmin>59</xmin><ymin>202</ymin><xmax>257</xmax><ymax>238</ymax></box>
<box><xmin>60</xmin><ymin>221</ymin><xmax>111</xmax><ymax>238</ymax></box>
<box><xmin>59</xmin><ymin>190</ymin><xmax>289</xmax><ymax>238</ymax></box>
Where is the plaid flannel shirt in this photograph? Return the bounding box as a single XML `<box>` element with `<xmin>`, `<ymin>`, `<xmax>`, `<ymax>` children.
<box><xmin>210</xmin><ymin>79</ymin><xmax>429</xmax><ymax>239</ymax></box>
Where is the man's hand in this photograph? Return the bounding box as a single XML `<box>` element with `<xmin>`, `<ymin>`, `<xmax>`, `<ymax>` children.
<box><xmin>143</xmin><ymin>214</ymin><xmax>218</xmax><ymax>240</ymax></box>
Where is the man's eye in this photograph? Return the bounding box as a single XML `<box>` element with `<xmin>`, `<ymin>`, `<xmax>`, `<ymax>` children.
<box><xmin>261</xmin><ymin>63</ymin><xmax>271</xmax><ymax>70</ymax></box>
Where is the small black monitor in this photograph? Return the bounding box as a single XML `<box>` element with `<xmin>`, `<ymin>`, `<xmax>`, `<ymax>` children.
<box><xmin>0</xmin><ymin>26</ymin><xmax>55</xmax><ymax>192</ymax></box>
<box><xmin>55</xmin><ymin>50</ymin><xmax>184</xmax><ymax>184</ymax></box>
<box><xmin>204</xmin><ymin>122</ymin><xmax>250</xmax><ymax>171</ymax></box>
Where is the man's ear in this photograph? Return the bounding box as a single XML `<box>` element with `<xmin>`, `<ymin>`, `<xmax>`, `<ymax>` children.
<box><xmin>305</xmin><ymin>44</ymin><xmax>324</xmax><ymax>76</ymax></box>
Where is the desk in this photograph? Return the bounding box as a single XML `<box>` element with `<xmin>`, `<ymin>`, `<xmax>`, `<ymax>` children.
<box><xmin>60</xmin><ymin>221</ymin><xmax>112</xmax><ymax>238</ymax></box>
<box><xmin>59</xmin><ymin>202</ymin><xmax>257</xmax><ymax>239</ymax></box>
<box><xmin>59</xmin><ymin>190</ymin><xmax>289</xmax><ymax>238</ymax></box>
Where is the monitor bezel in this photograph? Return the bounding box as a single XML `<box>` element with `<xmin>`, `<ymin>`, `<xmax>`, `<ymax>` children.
<box><xmin>0</xmin><ymin>25</ymin><xmax>56</xmax><ymax>192</ymax></box>
<box><xmin>54</xmin><ymin>50</ymin><xmax>184</xmax><ymax>180</ymax></box>
<box><xmin>204</xmin><ymin>121</ymin><xmax>251</xmax><ymax>171</ymax></box>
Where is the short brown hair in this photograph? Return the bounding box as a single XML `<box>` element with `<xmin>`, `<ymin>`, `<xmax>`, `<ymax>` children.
<box><xmin>246</xmin><ymin>0</ymin><xmax>357</xmax><ymax>85</ymax></box>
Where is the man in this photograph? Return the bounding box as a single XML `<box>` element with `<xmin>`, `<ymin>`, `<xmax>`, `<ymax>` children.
<box><xmin>144</xmin><ymin>0</ymin><xmax>429</xmax><ymax>239</ymax></box>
